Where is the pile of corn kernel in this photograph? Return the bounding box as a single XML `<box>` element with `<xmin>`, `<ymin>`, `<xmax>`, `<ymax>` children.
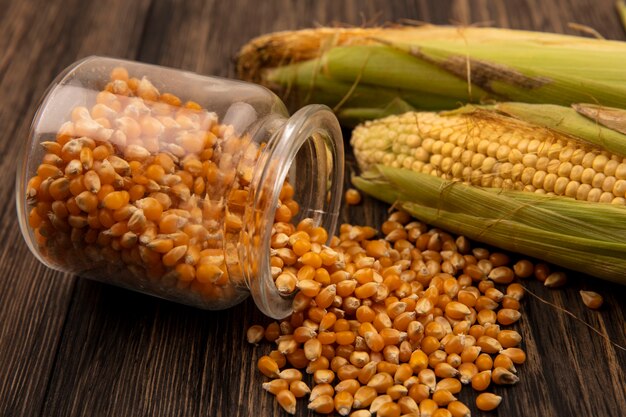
<box><xmin>26</xmin><ymin>67</ymin><xmax>302</xmax><ymax>306</ymax></box>
<box><xmin>250</xmin><ymin>209</ymin><xmax>546</xmax><ymax>416</ymax></box>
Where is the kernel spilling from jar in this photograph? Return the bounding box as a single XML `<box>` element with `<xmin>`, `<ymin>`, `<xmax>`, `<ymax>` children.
<box><xmin>25</xmin><ymin>67</ymin><xmax>300</xmax><ymax>307</ymax></box>
<box><xmin>252</xmin><ymin>210</ymin><xmax>536</xmax><ymax>415</ymax></box>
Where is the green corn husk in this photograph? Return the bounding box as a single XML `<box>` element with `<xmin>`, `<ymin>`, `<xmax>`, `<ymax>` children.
<box><xmin>237</xmin><ymin>26</ymin><xmax>626</xmax><ymax>125</ymax></box>
<box><xmin>353</xmin><ymin>165</ymin><xmax>626</xmax><ymax>284</ymax></box>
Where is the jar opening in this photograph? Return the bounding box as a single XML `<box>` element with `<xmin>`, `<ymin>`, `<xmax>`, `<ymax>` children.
<box><xmin>244</xmin><ymin>105</ymin><xmax>344</xmax><ymax>319</ymax></box>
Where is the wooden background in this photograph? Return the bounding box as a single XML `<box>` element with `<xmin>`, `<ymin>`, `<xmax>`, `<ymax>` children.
<box><xmin>1</xmin><ymin>0</ymin><xmax>625</xmax><ymax>416</ymax></box>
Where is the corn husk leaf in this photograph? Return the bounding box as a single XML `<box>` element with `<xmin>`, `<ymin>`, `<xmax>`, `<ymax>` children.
<box><xmin>268</xmin><ymin>50</ymin><xmax>463</xmax><ymax>124</ymax></box>
<box><xmin>573</xmin><ymin>103</ymin><xmax>626</xmax><ymax>135</ymax></box>
<box><xmin>353</xmin><ymin>165</ymin><xmax>626</xmax><ymax>284</ymax></box>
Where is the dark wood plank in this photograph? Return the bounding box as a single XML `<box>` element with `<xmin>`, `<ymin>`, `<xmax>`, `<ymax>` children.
<box><xmin>0</xmin><ymin>0</ymin><xmax>152</xmax><ymax>416</ymax></box>
<box><xmin>0</xmin><ymin>1</ymin><xmax>624</xmax><ymax>417</ymax></box>
<box><xmin>0</xmin><ymin>0</ymin><xmax>85</xmax><ymax>415</ymax></box>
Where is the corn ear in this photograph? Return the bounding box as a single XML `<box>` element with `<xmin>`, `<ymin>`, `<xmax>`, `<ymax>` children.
<box><xmin>351</xmin><ymin>105</ymin><xmax>626</xmax><ymax>204</ymax></box>
<box><xmin>238</xmin><ymin>26</ymin><xmax>626</xmax><ymax>124</ymax></box>
<box><xmin>353</xmin><ymin>165</ymin><xmax>626</xmax><ymax>284</ymax></box>
<box><xmin>351</xmin><ymin>104</ymin><xmax>626</xmax><ymax>283</ymax></box>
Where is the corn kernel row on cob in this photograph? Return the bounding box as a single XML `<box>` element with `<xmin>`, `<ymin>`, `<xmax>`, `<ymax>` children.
<box><xmin>351</xmin><ymin>110</ymin><xmax>626</xmax><ymax>205</ymax></box>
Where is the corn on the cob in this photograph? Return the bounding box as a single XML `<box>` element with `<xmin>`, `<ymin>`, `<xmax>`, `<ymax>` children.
<box><xmin>237</xmin><ymin>26</ymin><xmax>626</xmax><ymax>125</ymax></box>
<box><xmin>351</xmin><ymin>107</ymin><xmax>626</xmax><ymax>204</ymax></box>
<box><xmin>351</xmin><ymin>106</ymin><xmax>626</xmax><ymax>284</ymax></box>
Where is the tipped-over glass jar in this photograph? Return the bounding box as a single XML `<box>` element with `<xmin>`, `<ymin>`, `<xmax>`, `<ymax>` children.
<box><xmin>16</xmin><ymin>56</ymin><xmax>343</xmax><ymax>319</ymax></box>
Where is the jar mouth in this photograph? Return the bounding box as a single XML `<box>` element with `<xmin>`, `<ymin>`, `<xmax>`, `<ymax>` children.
<box><xmin>244</xmin><ymin>104</ymin><xmax>344</xmax><ymax>319</ymax></box>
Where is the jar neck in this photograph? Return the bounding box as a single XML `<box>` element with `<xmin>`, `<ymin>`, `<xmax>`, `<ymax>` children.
<box><xmin>240</xmin><ymin>104</ymin><xmax>344</xmax><ymax>319</ymax></box>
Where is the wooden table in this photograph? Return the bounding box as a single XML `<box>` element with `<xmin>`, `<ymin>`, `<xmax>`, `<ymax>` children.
<box><xmin>1</xmin><ymin>1</ymin><xmax>625</xmax><ymax>416</ymax></box>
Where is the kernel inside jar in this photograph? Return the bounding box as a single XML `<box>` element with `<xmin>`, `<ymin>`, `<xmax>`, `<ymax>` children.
<box><xmin>25</xmin><ymin>67</ymin><xmax>301</xmax><ymax>308</ymax></box>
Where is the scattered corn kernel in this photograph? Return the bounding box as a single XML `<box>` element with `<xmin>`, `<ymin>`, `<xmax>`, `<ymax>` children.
<box><xmin>580</xmin><ymin>290</ymin><xmax>604</xmax><ymax>309</ymax></box>
<box><xmin>475</xmin><ymin>392</ymin><xmax>502</xmax><ymax>411</ymax></box>
<box><xmin>345</xmin><ymin>188</ymin><xmax>362</xmax><ymax>205</ymax></box>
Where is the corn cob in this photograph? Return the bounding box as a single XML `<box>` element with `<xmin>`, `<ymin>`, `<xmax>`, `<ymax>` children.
<box><xmin>351</xmin><ymin>103</ymin><xmax>626</xmax><ymax>284</ymax></box>
<box><xmin>351</xmin><ymin>105</ymin><xmax>626</xmax><ymax>283</ymax></box>
<box><xmin>351</xmin><ymin>105</ymin><xmax>626</xmax><ymax>205</ymax></box>
<box><xmin>237</xmin><ymin>26</ymin><xmax>626</xmax><ymax>125</ymax></box>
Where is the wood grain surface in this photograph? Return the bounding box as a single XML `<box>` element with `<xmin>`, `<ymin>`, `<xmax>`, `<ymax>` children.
<box><xmin>1</xmin><ymin>1</ymin><xmax>625</xmax><ymax>416</ymax></box>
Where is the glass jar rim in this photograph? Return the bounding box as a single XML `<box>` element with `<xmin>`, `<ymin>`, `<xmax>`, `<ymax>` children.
<box><xmin>245</xmin><ymin>104</ymin><xmax>344</xmax><ymax>319</ymax></box>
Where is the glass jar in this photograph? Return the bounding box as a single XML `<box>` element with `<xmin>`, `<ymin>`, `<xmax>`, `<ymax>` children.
<box><xmin>16</xmin><ymin>56</ymin><xmax>343</xmax><ymax>319</ymax></box>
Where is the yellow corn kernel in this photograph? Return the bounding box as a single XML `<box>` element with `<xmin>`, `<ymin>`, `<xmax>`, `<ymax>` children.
<box><xmin>497</xmin><ymin>330</ymin><xmax>522</xmax><ymax>348</ymax></box>
<box><xmin>579</xmin><ymin>290</ymin><xmax>604</xmax><ymax>309</ymax></box>
<box><xmin>476</xmin><ymin>336</ymin><xmax>502</xmax><ymax>354</ymax></box>
<box><xmin>275</xmin><ymin>273</ymin><xmax>297</xmax><ymax>295</ymax></box>
<box><xmin>297</xmin><ymin>278</ymin><xmax>322</xmax><ymax>297</ymax></box>
<box><xmin>302</xmin><ymin>337</ymin><xmax>321</xmax><ymax>361</ymax></box>
<box><xmin>436</xmin><ymin>378</ymin><xmax>462</xmax><ymax>394</ymax></box>
<box><xmin>496</xmin><ymin>308</ymin><xmax>521</xmax><ymax>325</ymax></box>
<box><xmin>544</xmin><ymin>271</ymin><xmax>567</xmax><ymax>288</ymax></box>
<box><xmin>101</xmin><ymin>191</ymin><xmax>129</xmax><ymax>210</ymax></box>
<box><xmin>110</xmin><ymin>67</ymin><xmax>129</xmax><ymax>81</ymax></box>
<box><xmin>262</xmin><ymin>378</ymin><xmax>288</xmax><ymax>395</ymax></box>
<box><xmin>246</xmin><ymin>325</ymin><xmax>264</xmax><ymax>344</ymax></box>
<box><xmin>366</xmin><ymin>372</ymin><xmax>394</xmax><ymax>394</ymax></box>
<box><xmin>310</xmin><ymin>383</ymin><xmax>334</xmax><ymax>402</ymax></box>
<box><xmin>434</xmin><ymin>363</ymin><xmax>459</xmax><ymax>379</ymax></box>
<box><xmin>386</xmin><ymin>384</ymin><xmax>408</xmax><ymax>400</ymax></box>
<box><xmin>444</xmin><ymin>301</ymin><xmax>471</xmax><ymax>320</ymax></box>
<box><xmin>288</xmin><ymin>380</ymin><xmax>309</xmax><ymax>398</ymax></box>
<box><xmin>277</xmin><ymin>368</ymin><xmax>302</xmax><ymax>383</ymax></box>
<box><xmin>315</xmin><ymin>285</ymin><xmax>336</xmax><ymax>309</ymax></box>
<box><xmin>419</xmin><ymin>398</ymin><xmax>439</xmax><ymax>417</ymax></box>
<box><xmin>276</xmin><ymin>389</ymin><xmax>296</xmax><ymax>415</ymax></box>
<box><xmin>257</xmin><ymin>355</ymin><xmax>280</xmax><ymax>378</ymax></box>
<box><xmin>513</xmin><ymin>259</ymin><xmax>534</xmax><ymax>278</ymax></box>
<box><xmin>447</xmin><ymin>400</ymin><xmax>471</xmax><ymax>417</ymax></box>
<box><xmin>491</xmin><ymin>366</ymin><xmax>519</xmax><ymax>385</ymax></box>
<box><xmin>351</xmin><ymin>386</ymin><xmax>376</xmax><ymax>409</ymax></box>
<box><xmin>37</xmin><ymin>164</ymin><xmax>63</xmax><ymax>180</ymax></box>
<box><xmin>406</xmin><ymin>383</ymin><xmax>428</xmax><ymax>404</ymax></box>
<box><xmin>500</xmin><ymin>347</ymin><xmax>527</xmax><ymax>364</ymax></box>
<box><xmin>175</xmin><ymin>263</ymin><xmax>195</xmax><ymax>282</ymax></box>
<box><xmin>471</xmin><ymin>370</ymin><xmax>492</xmax><ymax>391</ymax></box>
<box><xmin>313</xmin><ymin>369</ymin><xmax>335</xmax><ymax>385</ymax></box>
<box><xmin>333</xmin><ymin>390</ymin><xmax>354</xmax><ymax>416</ymax></box>
<box><xmin>308</xmin><ymin>395</ymin><xmax>335</xmax><ymax>414</ymax></box>
<box><xmin>493</xmin><ymin>353</ymin><xmax>516</xmax><ymax>373</ymax></box>
<box><xmin>394</xmin><ymin>397</ymin><xmax>418</xmax><ymax>415</ymax></box>
<box><xmin>357</xmin><ymin>361</ymin><xmax>378</xmax><ymax>385</ymax></box>
<box><xmin>457</xmin><ymin>363</ymin><xmax>477</xmax><ymax>385</ymax></box>
<box><xmin>475</xmin><ymin>392</ymin><xmax>502</xmax><ymax>411</ymax></box>
<box><xmin>306</xmin><ymin>356</ymin><xmax>329</xmax><ymax>374</ymax></box>
<box><xmin>376</xmin><ymin>402</ymin><xmax>401</xmax><ymax>417</ymax></box>
<box><xmin>157</xmin><ymin>244</ymin><xmax>184</xmax><ymax>266</ymax></box>
<box><xmin>432</xmin><ymin>389</ymin><xmax>457</xmax><ymax>407</ymax></box>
